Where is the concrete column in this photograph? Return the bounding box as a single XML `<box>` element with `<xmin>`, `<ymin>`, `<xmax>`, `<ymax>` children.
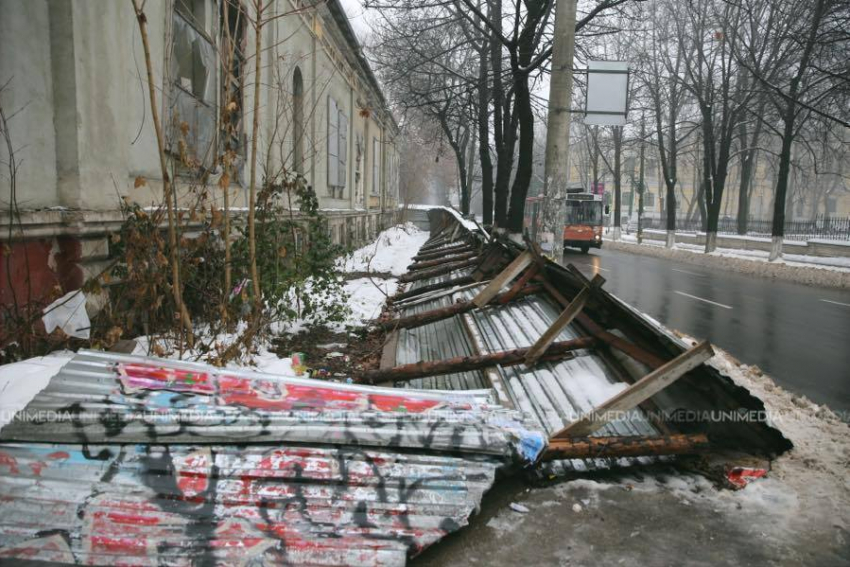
<box><xmin>48</xmin><ymin>0</ymin><xmax>82</xmax><ymax>209</ymax></box>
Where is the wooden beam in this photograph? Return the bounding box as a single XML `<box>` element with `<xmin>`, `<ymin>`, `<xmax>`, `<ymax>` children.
<box><xmin>525</xmin><ymin>274</ymin><xmax>605</xmax><ymax>366</ymax></box>
<box><xmin>552</xmin><ymin>340</ymin><xmax>715</xmax><ymax>439</ymax></box>
<box><xmin>380</xmin><ymin>284</ymin><xmax>543</xmax><ymax>331</ymax></box>
<box><xmin>397</xmin><ymin>257</ymin><xmax>481</xmax><ymax>283</ymax></box>
<box><xmin>539</xmin><ymin>278</ymin><xmax>666</xmax><ymax>369</ymax></box>
<box><xmin>359</xmin><ymin>336</ymin><xmax>598</xmax><ymax>384</ymax></box>
<box><xmin>498</xmin><ymin>264</ymin><xmax>540</xmax><ymax>304</ymax></box>
<box><xmin>413</xmin><ymin>243</ymin><xmax>474</xmax><ymax>262</ymax></box>
<box><xmin>408</xmin><ymin>251</ymin><xmax>478</xmax><ymax>271</ymax></box>
<box><xmin>541</xmin><ymin>434</ymin><xmax>709</xmax><ymax>461</ymax></box>
<box><xmin>471</xmin><ymin>250</ymin><xmax>533</xmax><ymax>307</ymax></box>
<box><xmin>389</xmin><ymin>275</ymin><xmax>476</xmax><ymax>303</ymax></box>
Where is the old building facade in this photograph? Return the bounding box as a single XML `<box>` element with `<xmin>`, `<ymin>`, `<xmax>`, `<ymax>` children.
<box><xmin>0</xmin><ymin>0</ymin><xmax>400</xmax><ymax>310</ymax></box>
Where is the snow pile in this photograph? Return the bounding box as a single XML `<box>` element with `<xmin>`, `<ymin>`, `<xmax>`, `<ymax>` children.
<box><xmin>342</xmin><ymin>277</ymin><xmax>399</xmax><ymax>326</ymax></box>
<box><xmin>338</xmin><ymin>222</ymin><xmax>429</xmax><ymax>276</ymax></box>
<box><xmin>331</xmin><ymin>222</ymin><xmax>428</xmax><ymax>329</ymax></box>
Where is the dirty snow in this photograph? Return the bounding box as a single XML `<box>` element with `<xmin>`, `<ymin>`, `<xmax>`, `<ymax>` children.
<box><xmin>462</xmin><ymin>346</ymin><xmax>850</xmax><ymax>564</ymax></box>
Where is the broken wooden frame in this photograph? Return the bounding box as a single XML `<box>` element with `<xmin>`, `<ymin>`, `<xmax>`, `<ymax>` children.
<box><xmin>541</xmin><ymin>433</ymin><xmax>709</xmax><ymax>461</ymax></box>
<box><xmin>552</xmin><ymin>340</ymin><xmax>715</xmax><ymax>439</ymax></box>
<box><xmin>361</xmin><ymin>337</ymin><xmax>598</xmax><ymax>384</ymax></box>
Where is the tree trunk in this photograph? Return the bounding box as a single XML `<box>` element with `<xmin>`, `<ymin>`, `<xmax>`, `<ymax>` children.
<box><xmin>478</xmin><ymin>43</ymin><xmax>494</xmax><ymax>225</ymax></box>
<box><xmin>247</xmin><ymin>0</ymin><xmax>263</xmax><ymax>309</ymax></box>
<box><xmin>489</xmin><ymin>0</ymin><xmax>511</xmax><ymax>229</ymax></box>
<box><xmin>465</xmin><ymin>129</ymin><xmax>477</xmax><ymax>215</ymax></box>
<box><xmin>506</xmin><ymin>75</ymin><xmax>534</xmax><ymax>235</ymax></box>
<box><xmin>131</xmin><ymin>0</ymin><xmax>194</xmax><ymax>347</ymax></box>
<box><xmin>769</xmin><ymin>0</ymin><xmax>826</xmax><ymax>261</ymax></box>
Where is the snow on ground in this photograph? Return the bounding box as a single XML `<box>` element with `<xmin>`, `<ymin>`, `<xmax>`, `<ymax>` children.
<box><xmin>422</xmin><ymin>341</ymin><xmax>850</xmax><ymax>565</ymax></box>
<box><xmin>338</xmin><ymin>222</ymin><xmax>429</xmax><ymax>276</ymax></box>
<box><xmin>607</xmin><ymin>238</ymin><xmax>850</xmax><ymax>289</ymax></box>
<box><xmin>620</xmin><ymin>232</ymin><xmax>850</xmax><ymax>271</ymax></box>
<box><xmin>342</xmin><ymin>277</ymin><xmax>399</xmax><ymax>326</ymax></box>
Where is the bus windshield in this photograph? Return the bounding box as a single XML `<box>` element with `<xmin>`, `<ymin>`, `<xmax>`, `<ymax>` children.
<box><xmin>565</xmin><ymin>200</ymin><xmax>603</xmax><ymax>226</ymax></box>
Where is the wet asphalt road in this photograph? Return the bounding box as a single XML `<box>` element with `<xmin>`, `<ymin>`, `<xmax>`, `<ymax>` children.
<box><xmin>562</xmin><ymin>247</ymin><xmax>850</xmax><ymax>417</ymax></box>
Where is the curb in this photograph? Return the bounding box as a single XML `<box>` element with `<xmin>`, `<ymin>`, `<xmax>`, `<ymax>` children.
<box><xmin>605</xmin><ymin>240</ymin><xmax>850</xmax><ymax>290</ymax></box>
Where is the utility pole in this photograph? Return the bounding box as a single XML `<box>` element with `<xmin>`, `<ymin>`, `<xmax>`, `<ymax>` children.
<box><xmin>541</xmin><ymin>0</ymin><xmax>578</xmax><ymax>265</ymax></box>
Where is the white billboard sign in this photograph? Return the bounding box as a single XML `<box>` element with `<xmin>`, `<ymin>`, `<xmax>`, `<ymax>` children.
<box><xmin>584</xmin><ymin>60</ymin><xmax>629</xmax><ymax>126</ymax></box>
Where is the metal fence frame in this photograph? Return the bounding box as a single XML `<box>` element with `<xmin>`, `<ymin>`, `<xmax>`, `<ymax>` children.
<box><xmin>633</xmin><ymin>216</ymin><xmax>850</xmax><ymax>241</ymax></box>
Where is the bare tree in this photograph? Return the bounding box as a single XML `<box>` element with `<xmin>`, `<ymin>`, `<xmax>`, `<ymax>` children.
<box><xmin>730</xmin><ymin>0</ymin><xmax>848</xmax><ymax>259</ymax></box>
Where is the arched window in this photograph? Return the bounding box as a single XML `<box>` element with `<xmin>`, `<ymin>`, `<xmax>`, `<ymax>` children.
<box><xmin>292</xmin><ymin>67</ymin><xmax>304</xmax><ymax>174</ymax></box>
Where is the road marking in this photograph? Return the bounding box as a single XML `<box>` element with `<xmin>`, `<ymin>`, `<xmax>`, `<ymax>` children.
<box><xmin>671</xmin><ymin>268</ymin><xmax>702</xmax><ymax>276</ymax></box>
<box><xmin>674</xmin><ymin>291</ymin><xmax>732</xmax><ymax>310</ymax></box>
<box><xmin>820</xmin><ymin>299</ymin><xmax>850</xmax><ymax>308</ymax></box>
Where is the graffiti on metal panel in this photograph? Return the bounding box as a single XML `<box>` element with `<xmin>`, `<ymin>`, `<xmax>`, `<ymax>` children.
<box><xmin>116</xmin><ymin>361</ymin><xmax>455</xmax><ymax>413</ymax></box>
<box><xmin>0</xmin><ymin>442</ymin><xmax>492</xmax><ymax>565</ymax></box>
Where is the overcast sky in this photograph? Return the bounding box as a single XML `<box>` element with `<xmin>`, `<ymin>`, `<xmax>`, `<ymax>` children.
<box><xmin>338</xmin><ymin>0</ymin><xmax>372</xmax><ymax>42</ymax></box>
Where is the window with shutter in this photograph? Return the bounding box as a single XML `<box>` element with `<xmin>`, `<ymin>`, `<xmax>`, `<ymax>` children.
<box><xmin>327</xmin><ymin>97</ymin><xmax>339</xmax><ymax>193</ymax></box>
<box><xmin>338</xmin><ymin>111</ymin><xmax>348</xmax><ymax>190</ymax></box>
<box><xmin>372</xmin><ymin>138</ymin><xmax>379</xmax><ymax>195</ymax></box>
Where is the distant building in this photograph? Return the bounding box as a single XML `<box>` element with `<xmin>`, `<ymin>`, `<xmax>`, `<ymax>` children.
<box><xmin>0</xmin><ymin>0</ymin><xmax>400</xmax><ymax>310</ymax></box>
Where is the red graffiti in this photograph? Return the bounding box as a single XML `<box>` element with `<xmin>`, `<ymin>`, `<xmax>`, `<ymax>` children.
<box><xmin>0</xmin><ymin>452</ymin><xmax>19</xmax><ymax>475</ymax></box>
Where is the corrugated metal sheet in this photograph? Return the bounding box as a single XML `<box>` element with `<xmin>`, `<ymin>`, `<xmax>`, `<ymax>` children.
<box><xmin>0</xmin><ymin>351</ymin><xmax>545</xmax><ymax>464</ymax></box>
<box><xmin>0</xmin><ymin>441</ymin><xmax>498</xmax><ymax>566</ymax></box>
<box><xmin>395</xmin><ymin>284</ymin><xmax>661</xmax><ymax>475</ymax></box>
<box><xmin>407</xmin><ymin>268</ymin><xmax>473</xmax><ymax>291</ymax></box>
<box><xmin>0</xmin><ymin>351</ymin><xmax>548</xmax><ymax>565</ymax></box>
<box><xmin>396</xmin><ymin>292</ymin><xmax>488</xmax><ymax>392</ymax></box>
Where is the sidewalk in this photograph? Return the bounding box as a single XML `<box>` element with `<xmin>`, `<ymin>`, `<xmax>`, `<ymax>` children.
<box><xmin>606</xmin><ymin>233</ymin><xmax>850</xmax><ymax>289</ymax></box>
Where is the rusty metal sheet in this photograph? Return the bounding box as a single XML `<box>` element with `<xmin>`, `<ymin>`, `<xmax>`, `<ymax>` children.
<box><xmin>0</xmin><ymin>441</ymin><xmax>499</xmax><ymax>565</ymax></box>
<box><xmin>0</xmin><ymin>351</ymin><xmax>545</xmax><ymax>465</ymax></box>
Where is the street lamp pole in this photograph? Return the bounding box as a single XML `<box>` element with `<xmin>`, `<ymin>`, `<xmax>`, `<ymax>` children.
<box><xmin>541</xmin><ymin>0</ymin><xmax>578</xmax><ymax>264</ymax></box>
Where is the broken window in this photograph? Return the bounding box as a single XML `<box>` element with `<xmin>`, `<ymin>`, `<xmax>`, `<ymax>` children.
<box><xmin>220</xmin><ymin>0</ymin><xmax>246</xmax><ymax>168</ymax></box>
<box><xmin>170</xmin><ymin>0</ymin><xmax>216</xmax><ymax>169</ymax></box>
